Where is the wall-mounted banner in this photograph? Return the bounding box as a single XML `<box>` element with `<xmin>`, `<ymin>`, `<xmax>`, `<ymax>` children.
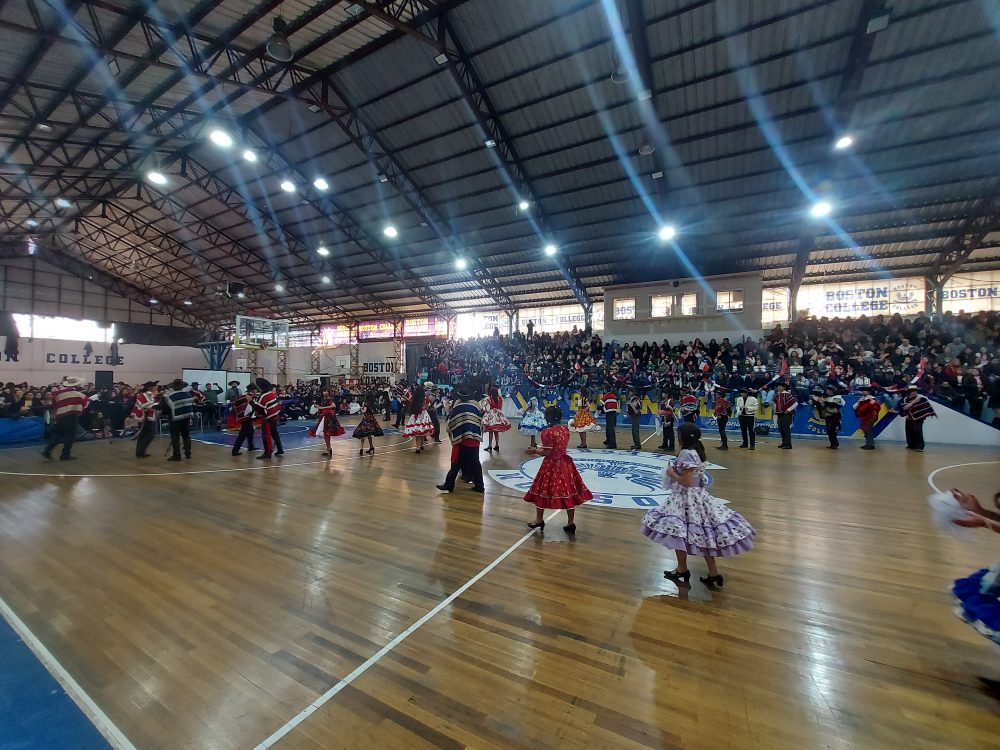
<box><xmin>356</xmin><ymin>320</ymin><xmax>395</xmax><ymax>341</ymax></box>
<box><xmin>361</xmin><ymin>358</ymin><xmax>399</xmax><ymax>384</ymax></box>
<box><xmin>403</xmin><ymin>316</ymin><xmax>448</xmax><ymax>338</ymax></box>
<box><xmin>797</xmin><ymin>277</ymin><xmax>925</xmax><ymax>318</ymax></box>
<box><xmin>318</xmin><ymin>324</ymin><xmax>354</xmax><ymax>347</ymax></box>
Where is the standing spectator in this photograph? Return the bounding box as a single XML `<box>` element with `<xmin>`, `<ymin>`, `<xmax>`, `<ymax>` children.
<box><xmin>42</xmin><ymin>376</ymin><xmax>87</xmax><ymax>461</ymax></box>
<box><xmin>627</xmin><ymin>387</ymin><xmax>643</xmax><ymax>451</ymax></box>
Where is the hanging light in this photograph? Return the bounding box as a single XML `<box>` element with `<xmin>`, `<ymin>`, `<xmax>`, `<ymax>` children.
<box><xmin>242</xmin><ymin>149</ymin><xmax>257</xmax><ymax>163</ymax></box>
<box><xmin>518</xmin><ymin>200</ymin><xmax>530</xmax><ymax>211</ymax></box>
<box><xmin>543</xmin><ymin>243</ymin><xmax>558</xmax><ymax>257</ymax></box>
<box><xmin>383</xmin><ymin>225</ymin><xmax>398</xmax><ymax>238</ymax></box>
<box><xmin>638</xmin><ymin>140</ymin><xmax>655</xmax><ymax>156</ymax></box>
<box><xmin>209</xmin><ymin>129</ymin><xmax>233</xmax><ymax>148</ymax></box>
<box><xmin>455</xmin><ymin>257</ymin><xmax>468</xmax><ymax>270</ymax></box>
<box><xmin>317</xmin><ymin>245</ymin><xmax>330</xmax><ymax>257</ymax></box>
<box><xmin>146</xmin><ymin>170</ymin><xmax>167</xmax><ymax>185</ymax></box>
<box><xmin>279</xmin><ymin>179</ymin><xmax>295</xmax><ymax>193</ymax></box>
<box><xmin>810</xmin><ymin>200</ymin><xmax>833</xmax><ymax>218</ymax></box>
<box><xmin>313</xmin><ymin>177</ymin><xmax>329</xmax><ymax>191</ymax></box>
<box><xmin>266</xmin><ymin>17</ymin><xmax>293</xmax><ymax>63</ymax></box>
<box><xmin>658</xmin><ymin>225</ymin><xmax>676</xmax><ymax>242</ymax></box>
<box><xmin>610</xmin><ymin>53</ymin><xmax>630</xmax><ymax>84</ymax></box>
<box><xmin>834</xmin><ymin>134</ymin><xmax>854</xmax><ymax>150</ymax></box>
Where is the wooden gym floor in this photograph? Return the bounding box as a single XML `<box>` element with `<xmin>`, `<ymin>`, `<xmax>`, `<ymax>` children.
<box><xmin>0</xmin><ymin>422</ymin><xmax>999</xmax><ymax>750</ymax></box>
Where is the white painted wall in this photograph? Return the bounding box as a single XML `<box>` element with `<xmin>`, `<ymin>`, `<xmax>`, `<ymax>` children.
<box><xmin>232</xmin><ymin>342</ymin><xmax>401</xmax><ymax>384</ymax></box>
<box><xmin>0</xmin><ymin>337</ymin><xmax>205</xmax><ymax>386</ymax></box>
<box><xmin>602</xmin><ymin>272</ymin><xmax>764</xmax><ymax>344</ymax></box>
<box><xmin>878</xmin><ymin>402</ymin><xmax>1000</xmax><ymax>447</ymax></box>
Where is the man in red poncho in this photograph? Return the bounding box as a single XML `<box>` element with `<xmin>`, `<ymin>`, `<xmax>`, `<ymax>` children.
<box><xmin>853</xmin><ymin>384</ymin><xmax>881</xmax><ymax>451</ymax></box>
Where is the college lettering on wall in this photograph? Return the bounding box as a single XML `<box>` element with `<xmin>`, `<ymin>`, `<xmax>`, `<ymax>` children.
<box><xmin>356</xmin><ymin>320</ymin><xmax>395</xmax><ymax>341</ymax></box>
<box><xmin>45</xmin><ymin>353</ymin><xmax>124</xmax><ymax>366</ymax></box>
<box><xmin>361</xmin><ymin>358</ymin><xmax>398</xmax><ymax>384</ymax></box>
<box><xmin>797</xmin><ymin>277</ymin><xmax>925</xmax><ymax>317</ymax></box>
<box><xmin>319</xmin><ymin>323</ymin><xmax>354</xmax><ymax>347</ymax></box>
<box><xmin>403</xmin><ymin>316</ymin><xmax>448</xmax><ymax>338</ymax></box>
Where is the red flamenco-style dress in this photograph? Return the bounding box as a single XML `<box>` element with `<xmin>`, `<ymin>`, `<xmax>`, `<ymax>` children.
<box><xmin>523</xmin><ymin>425</ymin><xmax>594</xmax><ymax>509</ymax></box>
<box><xmin>308</xmin><ymin>403</ymin><xmax>345</xmax><ymax>439</ymax></box>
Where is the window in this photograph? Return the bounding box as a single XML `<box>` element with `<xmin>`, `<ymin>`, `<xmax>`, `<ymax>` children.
<box><xmin>613</xmin><ymin>298</ymin><xmax>635</xmax><ymax>320</ymax></box>
<box><xmin>715</xmin><ymin>290</ymin><xmax>744</xmax><ymax>312</ymax></box>
<box><xmin>12</xmin><ymin>314</ymin><xmax>113</xmax><ymax>343</ymax></box>
<box><xmin>680</xmin><ymin>293</ymin><xmax>699</xmax><ymax>315</ymax></box>
<box><xmin>762</xmin><ymin>287</ymin><xmax>790</xmax><ymax>326</ymax></box>
<box><xmin>651</xmin><ymin>295</ymin><xmax>674</xmax><ymax>318</ymax></box>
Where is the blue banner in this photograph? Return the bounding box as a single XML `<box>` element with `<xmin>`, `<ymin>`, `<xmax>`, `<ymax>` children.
<box><xmin>0</xmin><ymin>416</ymin><xmax>45</xmax><ymax>445</ymax></box>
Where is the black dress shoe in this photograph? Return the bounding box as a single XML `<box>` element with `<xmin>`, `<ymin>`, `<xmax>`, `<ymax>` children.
<box><xmin>275</xmin><ymin>451</ymin><xmax>284</xmax><ymax>456</ymax></box>
<box><xmin>232</xmin><ymin>451</ymin><xmax>242</xmax><ymax>456</ymax></box>
<box><xmin>663</xmin><ymin>569</ymin><xmax>691</xmax><ymax>584</ymax></box>
<box><xmin>436</xmin><ymin>484</ymin><xmax>453</xmax><ymax>493</ymax></box>
<box><xmin>167</xmin><ymin>456</ymin><xmax>182</xmax><ymax>462</ymax></box>
<box><xmin>59</xmin><ymin>455</ymin><xmax>77</xmax><ymax>461</ymax></box>
<box><xmin>563</xmin><ymin>523</ymin><xmax>576</xmax><ymax>534</ymax></box>
<box><xmin>256</xmin><ymin>454</ymin><xmax>271</xmax><ymax>460</ymax></box>
<box><xmin>526</xmin><ymin>521</ymin><xmax>545</xmax><ymax>530</ymax></box>
<box><xmin>717</xmin><ymin>445</ymin><xmax>728</xmax><ymax>450</ymax></box>
<box><xmin>470</xmin><ymin>486</ymin><xmax>485</xmax><ymax>493</ymax></box>
<box><xmin>700</xmin><ymin>574</ymin><xmax>724</xmax><ymax>588</ymax></box>
<box><xmin>41</xmin><ymin>452</ymin><xmax>52</xmax><ymax>460</ymax></box>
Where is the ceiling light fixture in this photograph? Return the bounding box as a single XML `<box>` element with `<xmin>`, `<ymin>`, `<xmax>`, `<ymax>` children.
<box><xmin>149</xmin><ymin>298</ymin><xmax>159</xmax><ymax>304</ymax></box>
<box><xmin>658</xmin><ymin>225</ymin><xmax>677</xmax><ymax>242</ymax></box>
<box><xmin>25</xmin><ymin>218</ymin><xmax>39</xmax><ymax>228</ymax></box>
<box><xmin>313</xmin><ymin>177</ymin><xmax>329</xmax><ymax>191</ymax></box>
<box><xmin>483</xmin><ymin>138</ymin><xmax>497</xmax><ymax>148</ymax></box>
<box><xmin>518</xmin><ymin>200</ymin><xmax>529</xmax><ymax>211</ymax></box>
<box><xmin>55</xmin><ymin>198</ymin><xmax>72</xmax><ymax>209</ymax></box>
<box><xmin>543</xmin><ymin>243</ymin><xmax>558</xmax><ymax>257</ymax></box>
<box><xmin>377</xmin><ymin>173</ymin><xmax>388</xmax><ymax>183</ymax></box>
<box><xmin>317</xmin><ymin>245</ymin><xmax>330</xmax><ymax>257</ymax></box>
<box><xmin>266</xmin><ymin>16</ymin><xmax>293</xmax><ymax>63</ymax></box>
<box><xmin>209</xmin><ymin>129</ymin><xmax>233</xmax><ymax>148</ymax></box>
<box><xmin>455</xmin><ymin>257</ymin><xmax>467</xmax><ymax>270</ymax></box>
<box><xmin>610</xmin><ymin>54</ymin><xmax>630</xmax><ymax>84</ymax></box>
<box><xmin>237</xmin><ymin>291</ymin><xmax>246</xmax><ymax>299</ymax></box>
<box><xmin>434</xmin><ymin>53</ymin><xmax>449</xmax><ymax>65</ymax></box>
<box><xmin>35</xmin><ymin>122</ymin><xmax>53</xmax><ymax>131</ymax></box>
<box><xmin>146</xmin><ymin>170</ymin><xmax>167</xmax><ymax>185</ymax></box>
<box><xmin>321</xmin><ymin>275</ymin><xmax>331</xmax><ymax>284</ymax></box>
<box><xmin>242</xmin><ymin>148</ymin><xmax>257</xmax><ymax>163</ymax></box>
<box><xmin>275</xmin><ymin>283</ymin><xmax>285</xmax><ymax>292</ymax></box>
<box><xmin>183</xmin><ymin>300</ymin><xmax>193</xmax><ymax>306</ymax></box>
<box><xmin>834</xmin><ymin>134</ymin><xmax>854</xmax><ymax>150</ymax></box>
<box><xmin>307</xmin><ymin>104</ymin><xmax>321</xmax><ymax>113</ymax></box>
<box><xmin>280</xmin><ymin>179</ymin><xmax>295</xmax><ymax>193</ymax></box>
<box><xmin>810</xmin><ymin>200</ymin><xmax>833</xmax><ymax>218</ymax></box>
<box><xmin>383</xmin><ymin>225</ymin><xmax>398</xmax><ymax>238</ymax></box>
<box><xmin>638</xmin><ymin>141</ymin><xmax>655</xmax><ymax>156</ymax></box>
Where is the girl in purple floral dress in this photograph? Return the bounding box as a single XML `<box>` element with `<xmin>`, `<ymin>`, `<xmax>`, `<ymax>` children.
<box><xmin>641</xmin><ymin>422</ymin><xmax>756</xmax><ymax>588</ymax></box>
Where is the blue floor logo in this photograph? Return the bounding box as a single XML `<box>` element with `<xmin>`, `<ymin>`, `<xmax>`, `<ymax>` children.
<box><xmin>489</xmin><ymin>449</ymin><xmax>726</xmax><ymax>509</ymax></box>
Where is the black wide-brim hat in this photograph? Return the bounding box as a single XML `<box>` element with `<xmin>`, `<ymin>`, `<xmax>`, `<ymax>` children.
<box><xmin>170</xmin><ymin>378</ymin><xmax>187</xmax><ymax>389</ymax></box>
<box><xmin>228</xmin><ymin>380</ymin><xmax>240</xmax><ymax>386</ymax></box>
<box><xmin>255</xmin><ymin>377</ymin><xmax>272</xmax><ymax>391</ymax></box>
<box><xmin>677</xmin><ymin>422</ymin><xmax>701</xmax><ymax>441</ymax></box>
<box><xmin>141</xmin><ymin>380</ymin><xmax>159</xmax><ymax>389</ymax></box>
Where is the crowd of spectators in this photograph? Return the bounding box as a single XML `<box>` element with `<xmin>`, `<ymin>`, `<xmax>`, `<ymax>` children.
<box><xmin>3</xmin><ymin>309</ymin><xmax>999</xmax><ymax>432</ymax></box>
<box><xmin>423</xmin><ymin>310</ymin><xmax>1000</xmax><ymax>425</ymax></box>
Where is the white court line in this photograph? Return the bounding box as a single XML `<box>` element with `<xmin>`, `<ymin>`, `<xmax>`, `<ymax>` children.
<box><xmin>927</xmin><ymin>460</ymin><xmax>1000</xmax><ymax>493</ymax></box>
<box><xmin>0</xmin><ymin>594</ymin><xmax>137</xmax><ymax>750</ymax></box>
<box><xmin>251</xmin><ymin>508</ymin><xmax>563</xmax><ymax>750</ymax></box>
<box><xmin>0</xmin><ymin>440</ymin><xmax>415</xmax><ymax>478</ymax></box>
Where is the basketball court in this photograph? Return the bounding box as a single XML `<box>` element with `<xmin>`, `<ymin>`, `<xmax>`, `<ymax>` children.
<box><xmin>2</xmin><ymin>424</ymin><xmax>998</xmax><ymax>750</ymax></box>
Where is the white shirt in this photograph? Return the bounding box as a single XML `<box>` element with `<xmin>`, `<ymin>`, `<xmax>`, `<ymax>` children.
<box><xmin>735</xmin><ymin>396</ymin><xmax>759</xmax><ymax>416</ymax></box>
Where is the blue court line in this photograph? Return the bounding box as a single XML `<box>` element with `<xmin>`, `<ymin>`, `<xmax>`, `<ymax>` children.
<box><xmin>0</xmin><ymin>615</ymin><xmax>111</xmax><ymax>750</ymax></box>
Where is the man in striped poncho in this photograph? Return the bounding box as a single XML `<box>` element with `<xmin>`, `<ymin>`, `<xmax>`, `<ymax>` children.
<box><xmin>899</xmin><ymin>384</ymin><xmax>936</xmax><ymax>452</ymax></box>
<box><xmin>436</xmin><ymin>382</ymin><xmax>484</xmax><ymax>493</ymax></box>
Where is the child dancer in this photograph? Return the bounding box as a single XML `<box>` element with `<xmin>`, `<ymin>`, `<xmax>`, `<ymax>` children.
<box><xmin>641</xmin><ymin>422</ymin><xmax>756</xmax><ymax>588</ymax></box>
<box><xmin>524</xmin><ymin>407</ymin><xmax>593</xmax><ymax>534</ymax></box>
<box><xmin>309</xmin><ymin>391</ymin><xmax>345</xmax><ymax>457</ymax></box>
<box><xmin>568</xmin><ymin>390</ymin><xmax>601</xmax><ymax>448</ymax></box>
<box><xmin>352</xmin><ymin>396</ymin><xmax>383</xmax><ymax>455</ymax></box>
<box><xmin>482</xmin><ymin>384</ymin><xmax>511</xmax><ymax>452</ymax></box>
<box><xmin>403</xmin><ymin>384</ymin><xmax>434</xmax><ymax>453</ymax></box>
<box><xmin>517</xmin><ymin>396</ymin><xmax>547</xmax><ymax>448</ymax></box>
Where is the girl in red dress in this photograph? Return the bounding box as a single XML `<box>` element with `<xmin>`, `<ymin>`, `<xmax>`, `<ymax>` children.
<box><xmin>524</xmin><ymin>407</ymin><xmax>593</xmax><ymax>534</ymax></box>
<box><xmin>308</xmin><ymin>391</ymin><xmax>345</xmax><ymax>456</ymax></box>
<box><xmin>482</xmin><ymin>384</ymin><xmax>511</xmax><ymax>452</ymax></box>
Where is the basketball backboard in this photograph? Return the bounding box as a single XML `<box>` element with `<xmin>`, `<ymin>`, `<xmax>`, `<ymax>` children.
<box><xmin>234</xmin><ymin>315</ymin><xmax>290</xmax><ymax>351</ymax></box>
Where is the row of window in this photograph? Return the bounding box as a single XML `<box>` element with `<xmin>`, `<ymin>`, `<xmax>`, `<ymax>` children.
<box><xmin>612</xmin><ymin>290</ymin><xmax>745</xmax><ymax>320</ymax></box>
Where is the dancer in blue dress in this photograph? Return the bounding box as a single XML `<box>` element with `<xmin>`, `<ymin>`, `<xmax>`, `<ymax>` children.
<box><xmin>518</xmin><ymin>396</ymin><xmax>547</xmax><ymax>448</ymax></box>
